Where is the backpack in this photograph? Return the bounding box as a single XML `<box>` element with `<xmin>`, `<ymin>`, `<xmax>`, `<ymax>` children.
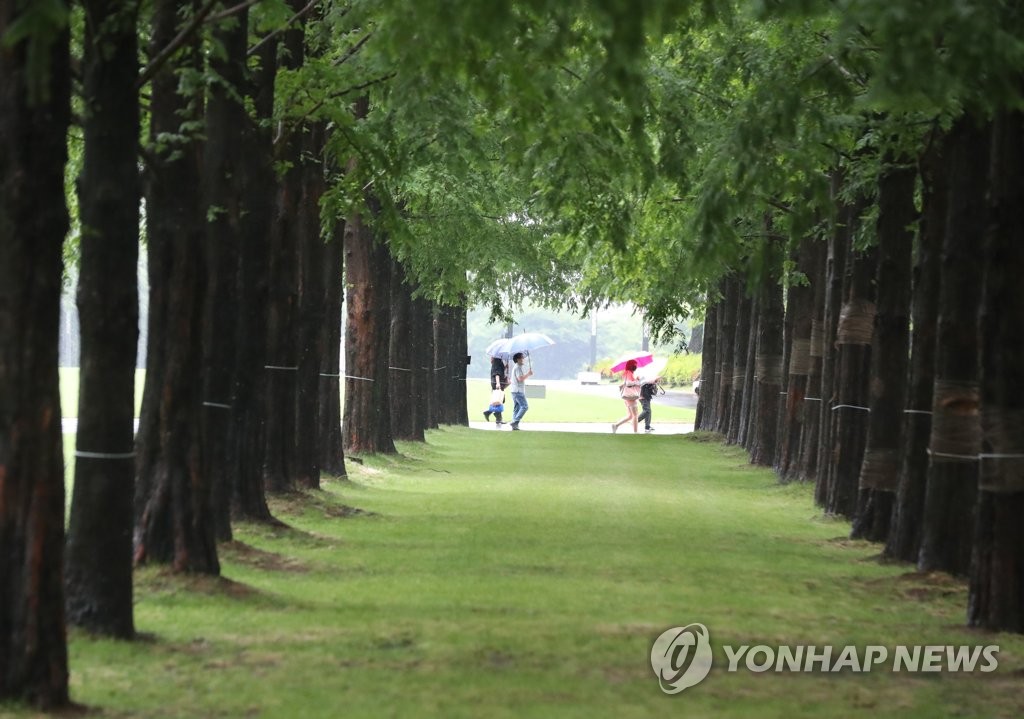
<box><xmin>641</xmin><ymin>382</ymin><xmax>661</xmax><ymax>400</ymax></box>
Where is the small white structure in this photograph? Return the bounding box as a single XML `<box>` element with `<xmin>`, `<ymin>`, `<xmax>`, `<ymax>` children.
<box><xmin>577</xmin><ymin>371</ymin><xmax>601</xmax><ymax>385</ymax></box>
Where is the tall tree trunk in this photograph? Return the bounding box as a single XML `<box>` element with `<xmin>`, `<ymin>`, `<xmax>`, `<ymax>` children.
<box><xmin>751</xmin><ymin>233</ymin><xmax>785</xmax><ymax>467</ymax></box>
<box><xmin>919</xmin><ymin>116</ymin><xmax>990</xmax><ymax>576</ymax></box>
<box><xmin>826</xmin><ymin>204</ymin><xmax>876</xmax><ymax>519</ymax></box>
<box><xmin>970</xmin><ymin>107</ymin><xmax>1024</xmax><ymax>632</ymax></box>
<box><xmin>779</xmin><ymin>235</ymin><xmax>820</xmax><ymax>479</ymax></box>
<box><xmin>293</xmin><ymin>122</ymin><xmax>327</xmax><ymax>488</ymax></box>
<box><xmin>201</xmin><ymin>8</ymin><xmax>247</xmax><ymax>540</ymax></box>
<box><xmin>715</xmin><ymin>276</ymin><xmax>738</xmax><ymax>435</ymax></box>
<box><xmin>815</xmin><ymin>175</ymin><xmax>850</xmax><ymax>507</ymax></box>
<box><xmin>852</xmin><ymin>155</ymin><xmax>916</xmax><ymax>541</ymax></box>
<box><xmin>886</xmin><ymin>132</ymin><xmax>946</xmax><ymax>562</ymax></box>
<box><xmin>415</xmin><ymin>298</ymin><xmax>439</xmax><ymax>431</ymax></box>
<box><xmin>798</xmin><ymin>233</ymin><xmax>828</xmax><ymax>481</ymax></box>
<box><xmin>231</xmin><ymin>37</ymin><xmax>276</xmax><ymax>521</ymax></box>
<box><xmin>262</xmin><ymin>8</ymin><xmax>307</xmax><ymax>492</ymax></box>
<box><xmin>390</xmin><ymin>261</ymin><xmax>424</xmax><ymax>441</ymax></box>
<box><xmin>738</xmin><ymin>293</ymin><xmax>759</xmax><ymax>449</ymax></box>
<box><xmin>319</xmin><ymin>220</ymin><xmax>346</xmax><ymax>476</ymax></box>
<box><xmin>726</xmin><ymin>289</ymin><xmax>752</xmax><ymax>444</ymax></box>
<box><xmin>0</xmin><ymin>5</ymin><xmax>71</xmax><ymax>705</ymax></box>
<box><xmin>65</xmin><ymin>0</ymin><xmax>139</xmax><ymax>639</ymax></box>
<box><xmin>343</xmin><ymin>195</ymin><xmax>396</xmax><ymax>452</ymax></box>
<box><xmin>695</xmin><ymin>300</ymin><xmax>718</xmax><ymax>431</ymax></box>
<box><xmin>134</xmin><ymin>0</ymin><xmax>219</xmax><ymax>574</ymax></box>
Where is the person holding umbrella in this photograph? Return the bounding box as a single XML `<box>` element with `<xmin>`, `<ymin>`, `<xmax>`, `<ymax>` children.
<box><xmin>508</xmin><ymin>352</ymin><xmax>534</xmax><ymax>430</ymax></box>
<box><xmin>611</xmin><ymin>359</ymin><xmax>643</xmax><ymax>434</ymax></box>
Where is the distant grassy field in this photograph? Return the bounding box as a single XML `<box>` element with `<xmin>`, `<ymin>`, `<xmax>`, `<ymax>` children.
<box><xmin>18</xmin><ymin>428</ymin><xmax>1022</xmax><ymax>718</ymax></box>
<box><xmin>466</xmin><ymin>379</ymin><xmax>696</xmax><ymax>424</ymax></box>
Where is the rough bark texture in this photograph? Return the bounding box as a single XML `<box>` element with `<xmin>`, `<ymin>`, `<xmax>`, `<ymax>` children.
<box><xmin>134</xmin><ymin>0</ymin><xmax>219</xmax><ymax>574</ymax></box>
<box><xmin>411</xmin><ymin>296</ymin><xmax>436</xmax><ymax>436</ymax></box>
<box><xmin>969</xmin><ymin>108</ymin><xmax>1024</xmax><ymax>632</ymax></box>
<box><xmin>319</xmin><ymin>220</ymin><xmax>346</xmax><ymax>476</ymax></box>
<box><xmin>738</xmin><ymin>293</ymin><xmax>759</xmax><ymax>449</ymax></box>
<box><xmin>778</xmin><ymin>235</ymin><xmax>819</xmax><ymax>479</ymax></box>
<box><xmin>434</xmin><ymin>305</ymin><xmax>469</xmax><ymax>425</ymax></box>
<box><xmin>261</xmin><ymin>13</ymin><xmax>306</xmax><ymax>492</ymax></box>
<box><xmin>389</xmin><ymin>262</ymin><xmax>424</xmax><ymax>441</ymax></box>
<box><xmin>0</xmin><ymin>6</ymin><xmax>71</xmax><ymax>705</ymax></box>
<box><xmin>726</xmin><ymin>289</ymin><xmax>752</xmax><ymax>444</ymax></box>
<box><xmin>815</xmin><ymin>177</ymin><xmax>850</xmax><ymax>507</ymax></box>
<box><xmin>919</xmin><ymin>116</ymin><xmax>990</xmax><ymax>576</ymax></box>
<box><xmin>798</xmin><ymin>234</ymin><xmax>828</xmax><ymax>481</ymax></box>
<box><xmin>293</xmin><ymin>122</ymin><xmax>327</xmax><ymax>489</ymax></box>
<box><xmin>751</xmin><ymin>238</ymin><xmax>785</xmax><ymax>467</ymax></box>
<box><xmin>851</xmin><ymin>156</ymin><xmax>916</xmax><ymax>542</ymax></box>
<box><xmin>201</xmin><ymin>8</ymin><xmax>248</xmax><ymax>540</ymax></box>
<box><xmin>230</xmin><ymin>37</ymin><xmax>275</xmax><ymax>522</ymax></box>
<box><xmin>694</xmin><ymin>301</ymin><xmax>718</xmax><ymax>431</ymax></box>
<box><xmin>343</xmin><ymin>193</ymin><xmax>396</xmax><ymax>453</ymax></box>
<box><xmin>826</xmin><ymin>212</ymin><xmax>876</xmax><ymax>519</ymax></box>
<box><xmin>64</xmin><ymin>0</ymin><xmax>139</xmax><ymax>639</ymax></box>
<box><xmin>714</xmin><ymin>276</ymin><xmax>738</xmax><ymax>435</ymax></box>
<box><xmin>886</xmin><ymin>133</ymin><xmax>946</xmax><ymax>563</ymax></box>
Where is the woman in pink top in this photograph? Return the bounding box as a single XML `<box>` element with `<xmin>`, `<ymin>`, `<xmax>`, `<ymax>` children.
<box><xmin>612</xmin><ymin>359</ymin><xmax>642</xmax><ymax>434</ymax></box>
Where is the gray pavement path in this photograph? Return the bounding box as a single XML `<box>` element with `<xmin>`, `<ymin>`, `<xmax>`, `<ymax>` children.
<box><xmin>470</xmin><ymin>421</ymin><xmax>694</xmax><ymax>435</ymax></box>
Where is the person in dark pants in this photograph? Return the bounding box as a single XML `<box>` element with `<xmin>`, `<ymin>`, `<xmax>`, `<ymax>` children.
<box><xmin>483</xmin><ymin>355</ymin><xmax>509</xmax><ymax>425</ymax></box>
<box><xmin>638</xmin><ymin>376</ymin><xmax>662</xmax><ymax>433</ymax></box>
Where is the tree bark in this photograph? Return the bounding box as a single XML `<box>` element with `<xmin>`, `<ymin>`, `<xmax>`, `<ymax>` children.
<box><xmin>797</xmin><ymin>232</ymin><xmax>828</xmax><ymax>481</ymax></box>
<box><xmin>815</xmin><ymin>174</ymin><xmax>850</xmax><ymax>507</ymax></box>
<box><xmin>134</xmin><ymin>0</ymin><xmax>219</xmax><ymax>574</ymax></box>
<box><xmin>201</xmin><ymin>7</ymin><xmax>247</xmax><ymax>540</ymax></box>
<box><xmin>343</xmin><ymin>178</ymin><xmax>396</xmax><ymax>452</ymax></box>
<box><xmin>778</xmin><ymin>235</ymin><xmax>820</xmax><ymax>479</ymax></box>
<box><xmin>230</xmin><ymin>35</ymin><xmax>276</xmax><ymax>521</ymax></box>
<box><xmin>886</xmin><ymin>132</ymin><xmax>946</xmax><ymax>563</ymax></box>
<box><xmin>726</xmin><ymin>288</ymin><xmax>752</xmax><ymax>444</ymax></box>
<box><xmin>65</xmin><ymin>0</ymin><xmax>139</xmax><ymax>639</ymax></box>
<box><xmin>969</xmin><ymin>107</ymin><xmax>1024</xmax><ymax>632</ymax></box>
<box><xmin>390</xmin><ymin>261</ymin><xmax>424</xmax><ymax>441</ymax></box>
<box><xmin>751</xmin><ymin>233</ymin><xmax>785</xmax><ymax>467</ymax></box>
<box><xmin>695</xmin><ymin>300</ymin><xmax>718</xmax><ymax>431</ymax></box>
<box><xmin>919</xmin><ymin>115</ymin><xmax>990</xmax><ymax>576</ymax></box>
<box><xmin>319</xmin><ymin>219</ymin><xmax>346</xmax><ymax>476</ymax></box>
<box><xmin>293</xmin><ymin>121</ymin><xmax>328</xmax><ymax>489</ymax></box>
<box><xmin>738</xmin><ymin>292</ymin><xmax>759</xmax><ymax>449</ymax></box>
<box><xmin>715</xmin><ymin>275</ymin><xmax>738</xmax><ymax>435</ymax></box>
<box><xmin>261</xmin><ymin>7</ymin><xmax>307</xmax><ymax>491</ymax></box>
<box><xmin>852</xmin><ymin>154</ymin><xmax>916</xmax><ymax>542</ymax></box>
<box><xmin>825</xmin><ymin>203</ymin><xmax>876</xmax><ymax>519</ymax></box>
<box><xmin>0</xmin><ymin>5</ymin><xmax>71</xmax><ymax>705</ymax></box>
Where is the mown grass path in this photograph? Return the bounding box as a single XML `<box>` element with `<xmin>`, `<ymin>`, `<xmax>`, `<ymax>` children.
<box><xmin>35</xmin><ymin>429</ymin><xmax>1024</xmax><ymax>718</ymax></box>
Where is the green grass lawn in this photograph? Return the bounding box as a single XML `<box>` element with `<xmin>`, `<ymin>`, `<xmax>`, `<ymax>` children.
<box><xmin>24</xmin><ymin>428</ymin><xmax>1023</xmax><ymax>718</ymax></box>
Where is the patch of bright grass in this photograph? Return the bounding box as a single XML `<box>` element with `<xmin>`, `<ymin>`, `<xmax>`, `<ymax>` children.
<box><xmin>466</xmin><ymin>379</ymin><xmax>696</xmax><ymax>424</ymax></box>
<box><xmin>18</xmin><ymin>428</ymin><xmax>1017</xmax><ymax>718</ymax></box>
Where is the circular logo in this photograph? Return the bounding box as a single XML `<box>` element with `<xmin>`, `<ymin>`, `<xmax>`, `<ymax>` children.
<box><xmin>650</xmin><ymin>623</ymin><xmax>713</xmax><ymax>694</ymax></box>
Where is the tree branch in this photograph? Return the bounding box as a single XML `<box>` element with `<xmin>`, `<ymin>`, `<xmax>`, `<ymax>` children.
<box><xmin>247</xmin><ymin>0</ymin><xmax>319</xmax><ymax>58</ymax></box>
<box><xmin>137</xmin><ymin>0</ymin><xmax>220</xmax><ymax>89</ymax></box>
<box><xmin>207</xmin><ymin>0</ymin><xmax>263</xmax><ymax>23</ymax></box>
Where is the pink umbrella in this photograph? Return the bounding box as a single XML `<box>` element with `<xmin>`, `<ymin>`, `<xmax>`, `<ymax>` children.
<box><xmin>610</xmin><ymin>351</ymin><xmax>654</xmax><ymax>373</ymax></box>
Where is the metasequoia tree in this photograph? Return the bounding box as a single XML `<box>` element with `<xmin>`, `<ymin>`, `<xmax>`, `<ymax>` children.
<box><xmin>0</xmin><ymin>1</ymin><xmax>72</xmax><ymax>706</ymax></box>
<box><xmin>134</xmin><ymin>0</ymin><xmax>219</xmax><ymax>573</ymax></box>
<box><xmin>65</xmin><ymin>0</ymin><xmax>140</xmax><ymax>638</ymax></box>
